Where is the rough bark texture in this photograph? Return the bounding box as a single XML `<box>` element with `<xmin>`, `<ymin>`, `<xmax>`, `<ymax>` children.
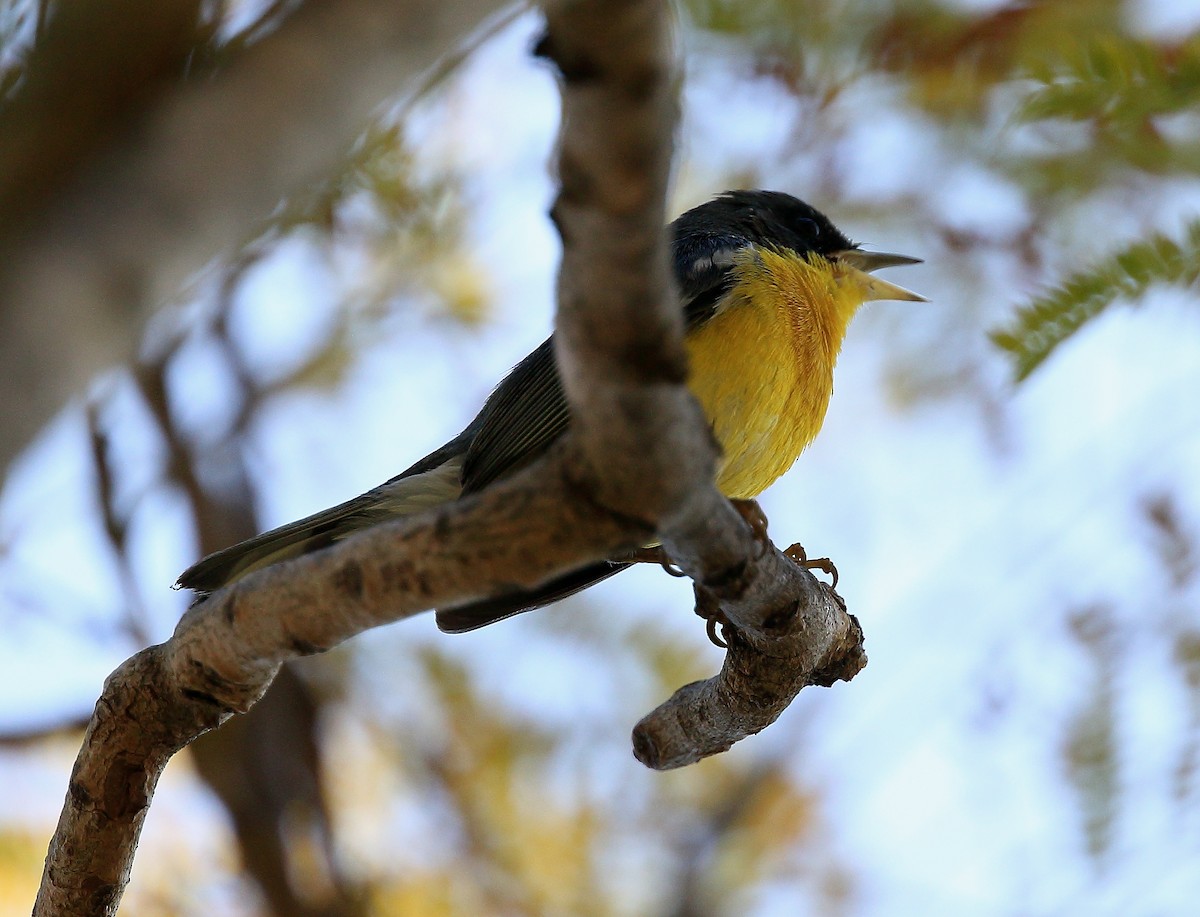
<box><xmin>540</xmin><ymin>0</ymin><xmax>866</xmax><ymax>769</ymax></box>
<box><xmin>34</xmin><ymin>451</ymin><xmax>648</xmax><ymax>915</ymax></box>
<box><xmin>33</xmin><ymin>0</ymin><xmax>866</xmax><ymax>912</ymax></box>
<box><xmin>632</xmin><ymin>575</ymin><xmax>866</xmax><ymax>769</ymax></box>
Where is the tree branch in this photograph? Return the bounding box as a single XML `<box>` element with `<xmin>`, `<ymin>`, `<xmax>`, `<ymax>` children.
<box><xmin>34</xmin><ymin>0</ymin><xmax>865</xmax><ymax>911</ymax></box>
<box><xmin>539</xmin><ymin>0</ymin><xmax>865</xmax><ymax>770</ymax></box>
<box><xmin>34</xmin><ymin>448</ymin><xmax>649</xmax><ymax>915</ymax></box>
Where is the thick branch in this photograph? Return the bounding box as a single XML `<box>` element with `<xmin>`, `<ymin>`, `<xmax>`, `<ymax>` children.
<box><xmin>0</xmin><ymin>0</ymin><xmax>206</xmax><ymax>234</ymax></box>
<box><xmin>541</xmin><ymin>0</ymin><xmax>794</xmax><ymax>651</ymax></box>
<box><xmin>632</xmin><ymin>557</ymin><xmax>866</xmax><ymax>769</ymax></box>
<box><xmin>539</xmin><ymin>1</ymin><xmax>866</xmax><ymax>768</ymax></box>
<box><xmin>542</xmin><ymin>0</ymin><xmax>707</xmax><ymax>521</ymax></box>
<box><xmin>34</xmin><ymin>449</ymin><xmax>651</xmax><ymax>916</ymax></box>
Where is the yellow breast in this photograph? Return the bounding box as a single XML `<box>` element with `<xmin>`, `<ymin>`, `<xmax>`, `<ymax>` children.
<box><xmin>684</xmin><ymin>248</ymin><xmax>864</xmax><ymax>499</ymax></box>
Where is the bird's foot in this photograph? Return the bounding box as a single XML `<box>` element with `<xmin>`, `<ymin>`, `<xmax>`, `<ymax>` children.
<box><xmin>785</xmin><ymin>543</ymin><xmax>846</xmax><ymax>611</ymax></box>
<box><xmin>628</xmin><ymin>546</ymin><xmax>687</xmax><ymax>578</ymax></box>
<box><xmin>730</xmin><ymin>498</ymin><xmax>771</xmax><ymax>558</ymax></box>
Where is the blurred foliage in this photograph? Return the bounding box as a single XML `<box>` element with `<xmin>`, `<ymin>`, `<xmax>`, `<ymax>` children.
<box><xmin>1143</xmin><ymin>495</ymin><xmax>1200</xmax><ymax>805</ymax></box>
<box><xmin>1019</xmin><ymin>34</ymin><xmax>1200</xmax><ymax>167</ymax></box>
<box><xmin>681</xmin><ymin>0</ymin><xmax>1200</xmax><ymax>383</ymax></box>
<box><xmin>991</xmin><ymin>219</ymin><xmax>1200</xmax><ymax>378</ymax></box>
<box><xmin>1063</xmin><ymin>607</ymin><xmax>1120</xmax><ymax>864</ymax></box>
<box><xmin>1173</xmin><ymin>630</ymin><xmax>1200</xmax><ymax>801</ymax></box>
<box><xmin>313</xmin><ymin>635</ymin><xmax>847</xmax><ymax>917</ymax></box>
<box><xmin>997</xmin><ymin>30</ymin><xmax>1200</xmax><ymax>375</ymax></box>
<box><xmin>871</xmin><ymin>2</ymin><xmax>1128</xmax><ymax>117</ymax></box>
<box><xmin>0</xmin><ymin>831</ymin><xmax>42</xmax><ymax>917</ymax></box>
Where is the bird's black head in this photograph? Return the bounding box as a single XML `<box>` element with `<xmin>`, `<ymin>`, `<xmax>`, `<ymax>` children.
<box><xmin>670</xmin><ymin>190</ymin><xmax>854</xmax><ymax>292</ymax></box>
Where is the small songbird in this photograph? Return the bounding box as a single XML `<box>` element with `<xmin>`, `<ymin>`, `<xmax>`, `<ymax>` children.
<box><xmin>178</xmin><ymin>190</ymin><xmax>924</xmax><ymax>632</ymax></box>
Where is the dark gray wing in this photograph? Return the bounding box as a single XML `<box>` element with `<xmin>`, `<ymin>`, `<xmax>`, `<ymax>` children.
<box><xmin>461</xmin><ymin>337</ymin><xmax>568</xmax><ymax>494</ymax></box>
<box><xmin>460</xmin><ymin>239</ymin><xmax>740</xmax><ymax>495</ymax></box>
<box><xmin>436</xmin><ymin>227</ymin><xmax>744</xmax><ymax>632</ymax></box>
<box><xmin>182</xmin><ymin>218</ymin><xmax>747</xmax><ymax>610</ymax></box>
<box><xmin>440</xmin><ymin>340</ymin><xmax>622</xmax><ymax>632</ymax></box>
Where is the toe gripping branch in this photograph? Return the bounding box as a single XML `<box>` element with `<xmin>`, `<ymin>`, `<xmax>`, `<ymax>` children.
<box><xmin>694</xmin><ymin>500</ymin><xmax>847</xmax><ymax>647</ymax></box>
<box><xmin>629</xmin><ymin>499</ymin><xmax>866</xmax><ymax>770</ymax></box>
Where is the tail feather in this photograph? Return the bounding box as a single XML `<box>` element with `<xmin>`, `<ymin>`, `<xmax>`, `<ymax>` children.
<box><xmin>177</xmin><ymin>426</ymin><xmax>636</xmax><ymax>630</ymax></box>
<box><xmin>176</xmin><ymin>493</ymin><xmax>389</xmax><ymax>595</ymax></box>
<box><xmin>177</xmin><ymin>445</ymin><xmax>468</xmax><ymax>596</ymax></box>
<box><xmin>434</xmin><ymin>561</ymin><xmax>629</xmax><ymax>633</ymax></box>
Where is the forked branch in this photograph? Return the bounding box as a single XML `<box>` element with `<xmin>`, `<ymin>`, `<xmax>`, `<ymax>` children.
<box><xmin>33</xmin><ymin>1</ymin><xmax>864</xmax><ymax>913</ymax></box>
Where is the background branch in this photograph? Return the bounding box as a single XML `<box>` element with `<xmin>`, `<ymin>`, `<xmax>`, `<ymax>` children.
<box><xmin>0</xmin><ymin>0</ymin><xmax>509</xmax><ymax>475</ymax></box>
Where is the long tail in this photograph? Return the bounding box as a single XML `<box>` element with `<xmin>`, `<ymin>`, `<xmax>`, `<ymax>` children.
<box><xmin>177</xmin><ymin>440</ymin><xmax>469</xmax><ymax>596</ymax></box>
<box><xmin>434</xmin><ymin>561</ymin><xmax>629</xmax><ymax>633</ymax></box>
<box><xmin>177</xmin><ymin>494</ymin><xmax>390</xmax><ymax>594</ymax></box>
<box><xmin>177</xmin><ymin>431</ymin><xmax>635</xmax><ymax>627</ymax></box>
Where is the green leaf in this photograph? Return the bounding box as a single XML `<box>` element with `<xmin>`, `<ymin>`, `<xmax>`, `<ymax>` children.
<box><xmin>990</xmin><ymin>220</ymin><xmax>1200</xmax><ymax>380</ymax></box>
<box><xmin>1019</xmin><ymin>35</ymin><xmax>1200</xmax><ymax>128</ymax></box>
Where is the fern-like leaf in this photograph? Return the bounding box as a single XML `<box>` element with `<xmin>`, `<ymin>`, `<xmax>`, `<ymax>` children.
<box><xmin>1019</xmin><ymin>35</ymin><xmax>1200</xmax><ymax>127</ymax></box>
<box><xmin>991</xmin><ymin>221</ymin><xmax>1200</xmax><ymax>380</ymax></box>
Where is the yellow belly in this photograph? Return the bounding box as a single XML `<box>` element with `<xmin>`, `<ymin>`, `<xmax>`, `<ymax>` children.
<box><xmin>684</xmin><ymin>250</ymin><xmax>849</xmax><ymax>499</ymax></box>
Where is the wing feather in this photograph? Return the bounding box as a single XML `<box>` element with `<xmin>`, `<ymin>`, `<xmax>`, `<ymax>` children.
<box><xmin>432</xmin><ymin>223</ymin><xmax>744</xmax><ymax>631</ymax></box>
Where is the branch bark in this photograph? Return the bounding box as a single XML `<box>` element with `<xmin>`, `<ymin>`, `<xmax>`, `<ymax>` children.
<box><xmin>34</xmin><ymin>446</ymin><xmax>652</xmax><ymax>916</ymax></box>
<box><xmin>538</xmin><ymin>0</ymin><xmax>865</xmax><ymax>769</ymax></box>
<box><xmin>34</xmin><ymin>0</ymin><xmax>865</xmax><ymax>912</ymax></box>
<box><xmin>136</xmin><ymin>315</ymin><xmax>360</xmax><ymax>915</ymax></box>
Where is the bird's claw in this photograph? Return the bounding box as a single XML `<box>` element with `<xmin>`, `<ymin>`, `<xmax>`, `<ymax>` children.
<box><xmin>629</xmin><ymin>546</ymin><xmax>687</xmax><ymax>578</ymax></box>
<box><xmin>784</xmin><ymin>543</ymin><xmax>846</xmax><ymax>611</ymax></box>
<box><xmin>784</xmin><ymin>542</ymin><xmax>838</xmax><ymax>588</ymax></box>
<box><xmin>731</xmin><ymin>498</ymin><xmax>771</xmax><ymax>559</ymax></box>
<box><xmin>694</xmin><ymin>583</ymin><xmax>732</xmax><ymax>648</ymax></box>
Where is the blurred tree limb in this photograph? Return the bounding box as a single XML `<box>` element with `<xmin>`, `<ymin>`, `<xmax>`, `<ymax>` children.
<box><xmin>33</xmin><ymin>0</ymin><xmax>863</xmax><ymax>913</ymax></box>
<box><xmin>0</xmin><ymin>0</ymin><xmax>208</xmax><ymax>231</ymax></box>
<box><xmin>0</xmin><ymin>0</ymin><xmax>509</xmax><ymax>477</ymax></box>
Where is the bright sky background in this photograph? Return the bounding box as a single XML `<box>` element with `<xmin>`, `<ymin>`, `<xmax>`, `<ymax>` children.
<box><xmin>4</xmin><ymin>4</ymin><xmax>1200</xmax><ymax>915</ymax></box>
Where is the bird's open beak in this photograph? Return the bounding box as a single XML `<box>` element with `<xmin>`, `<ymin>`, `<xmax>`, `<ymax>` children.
<box><xmin>832</xmin><ymin>249</ymin><xmax>928</xmax><ymax>303</ymax></box>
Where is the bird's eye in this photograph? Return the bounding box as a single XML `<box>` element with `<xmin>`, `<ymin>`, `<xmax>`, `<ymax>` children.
<box><xmin>796</xmin><ymin>217</ymin><xmax>820</xmax><ymax>237</ymax></box>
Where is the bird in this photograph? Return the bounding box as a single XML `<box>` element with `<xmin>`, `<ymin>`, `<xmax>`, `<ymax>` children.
<box><xmin>177</xmin><ymin>189</ymin><xmax>924</xmax><ymax>633</ymax></box>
